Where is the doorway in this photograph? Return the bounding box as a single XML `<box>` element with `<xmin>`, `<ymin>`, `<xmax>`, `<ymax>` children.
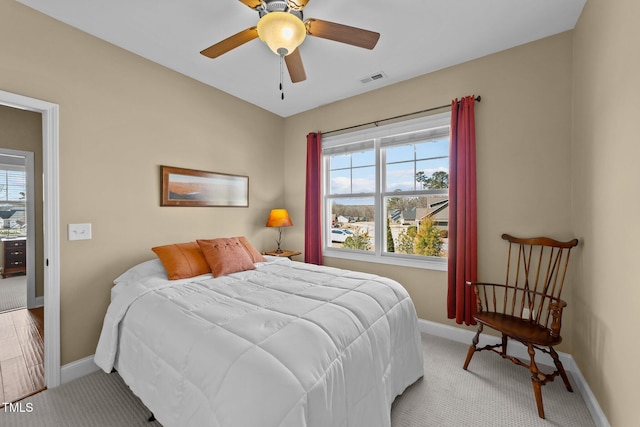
<box><xmin>0</xmin><ymin>90</ymin><xmax>60</xmax><ymax>391</ymax></box>
<box><xmin>0</xmin><ymin>149</ymin><xmax>36</xmax><ymax>314</ymax></box>
<box><xmin>0</xmin><ymin>145</ymin><xmax>42</xmax><ymax>402</ymax></box>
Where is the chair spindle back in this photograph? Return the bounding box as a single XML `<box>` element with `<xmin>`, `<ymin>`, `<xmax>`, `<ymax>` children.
<box><xmin>483</xmin><ymin>234</ymin><xmax>578</xmax><ymax>331</ymax></box>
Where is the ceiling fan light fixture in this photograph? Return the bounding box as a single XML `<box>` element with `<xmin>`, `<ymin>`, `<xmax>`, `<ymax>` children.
<box><xmin>257</xmin><ymin>11</ymin><xmax>306</xmax><ymax>56</ymax></box>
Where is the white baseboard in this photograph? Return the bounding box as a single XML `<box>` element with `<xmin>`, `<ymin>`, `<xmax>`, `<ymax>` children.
<box><xmin>568</xmin><ymin>360</ymin><xmax>611</xmax><ymax>427</ymax></box>
<box><xmin>26</xmin><ymin>296</ymin><xmax>45</xmax><ymax>310</ymax></box>
<box><xmin>418</xmin><ymin>319</ymin><xmax>610</xmax><ymax>427</ymax></box>
<box><xmin>60</xmin><ymin>355</ymin><xmax>100</xmax><ymax>385</ymax></box>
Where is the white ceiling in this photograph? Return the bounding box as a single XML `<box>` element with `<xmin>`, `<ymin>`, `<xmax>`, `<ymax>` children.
<box><xmin>17</xmin><ymin>0</ymin><xmax>586</xmax><ymax>118</ymax></box>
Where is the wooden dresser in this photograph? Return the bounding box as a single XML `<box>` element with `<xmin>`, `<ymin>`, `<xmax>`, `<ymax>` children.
<box><xmin>2</xmin><ymin>237</ymin><xmax>26</xmax><ymax>278</ymax></box>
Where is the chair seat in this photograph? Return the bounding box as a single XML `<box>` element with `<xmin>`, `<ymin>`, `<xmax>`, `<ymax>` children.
<box><xmin>474</xmin><ymin>312</ymin><xmax>562</xmax><ymax>347</ymax></box>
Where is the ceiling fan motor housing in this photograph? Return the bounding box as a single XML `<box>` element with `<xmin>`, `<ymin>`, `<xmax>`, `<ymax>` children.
<box><xmin>258</xmin><ymin>0</ymin><xmax>303</xmax><ymax>20</ymax></box>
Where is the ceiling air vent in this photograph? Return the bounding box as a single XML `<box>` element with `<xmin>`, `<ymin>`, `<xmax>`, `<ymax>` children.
<box><xmin>360</xmin><ymin>71</ymin><xmax>387</xmax><ymax>84</ymax></box>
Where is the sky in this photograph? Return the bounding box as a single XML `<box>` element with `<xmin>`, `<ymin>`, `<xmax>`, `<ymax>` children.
<box><xmin>329</xmin><ymin>138</ymin><xmax>449</xmax><ymax>196</ymax></box>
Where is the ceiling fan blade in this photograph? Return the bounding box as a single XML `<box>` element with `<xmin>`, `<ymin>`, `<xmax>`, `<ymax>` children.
<box><xmin>305</xmin><ymin>19</ymin><xmax>380</xmax><ymax>50</ymax></box>
<box><xmin>238</xmin><ymin>0</ymin><xmax>262</xmax><ymax>9</ymax></box>
<box><xmin>284</xmin><ymin>48</ymin><xmax>307</xmax><ymax>83</ymax></box>
<box><xmin>286</xmin><ymin>0</ymin><xmax>311</xmax><ymax>11</ymax></box>
<box><xmin>200</xmin><ymin>27</ymin><xmax>258</xmax><ymax>59</ymax></box>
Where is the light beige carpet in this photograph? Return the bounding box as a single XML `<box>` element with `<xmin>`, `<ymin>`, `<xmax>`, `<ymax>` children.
<box><xmin>0</xmin><ymin>275</ymin><xmax>27</xmax><ymax>313</ymax></box>
<box><xmin>391</xmin><ymin>334</ymin><xmax>596</xmax><ymax>427</ymax></box>
<box><xmin>1</xmin><ymin>334</ymin><xmax>597</xmax><ymax>427</ymax></box>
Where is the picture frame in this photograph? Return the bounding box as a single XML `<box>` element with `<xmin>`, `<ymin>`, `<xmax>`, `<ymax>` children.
<box><xmin>161</xmin><ymin>165</ymin><xmax>249</xmax><ymax>207</ymax></box>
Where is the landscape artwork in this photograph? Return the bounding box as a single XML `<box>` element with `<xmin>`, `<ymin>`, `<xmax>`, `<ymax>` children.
<box><xmin>161</xmin><ymin>165</ymin><xmax>249</xmax><ymax>207</ymax></box>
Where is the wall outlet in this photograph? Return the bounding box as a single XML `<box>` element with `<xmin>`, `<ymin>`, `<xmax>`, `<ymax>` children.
<box><xmin>68</xmin><ymin>223</ymin><xmax>92</xmax><ymax>241</ymax></box>
<box><xmin>522</xmin><ymin>308</ymin><xmax>531</xmax><ymax>319</ymax></box>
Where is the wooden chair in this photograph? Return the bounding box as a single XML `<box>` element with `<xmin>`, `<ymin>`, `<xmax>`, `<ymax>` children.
<box><xmin>462</xmin><ymin>233</ymin><xmax>579</xmax><ymax>419</ymax></box>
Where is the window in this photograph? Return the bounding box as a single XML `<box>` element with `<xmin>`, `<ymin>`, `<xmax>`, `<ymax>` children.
<box><xmin>0</xmin><ymin>162</ymin><xmax>27</xmax><ymax>238</ymax></box>
<box><xmin>322</xmin><ymin>112</ymin><xmax>450</xmax><ymax>270</ymax></box>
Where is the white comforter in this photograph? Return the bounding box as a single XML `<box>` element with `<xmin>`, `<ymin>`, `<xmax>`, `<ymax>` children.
<box><xmin>94</xmin><ymin>257</ymin><xmax>423</xmax><ymax>427</ymax></box>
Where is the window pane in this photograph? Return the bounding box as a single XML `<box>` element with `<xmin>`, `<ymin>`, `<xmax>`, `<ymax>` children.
<box><xmin>386</xmin><ymin>144</ymin><xmax>414</xmax><ymax>163</ymax></box>
<box><xmin>351</xmin><ymin>150</ymin><xmax>375</xmax><ymax>167</ymax></box>
<box><xmin>329</xmin><ymin>197</ymin><xmax>375</xmax><ymax>252</ymax></box>
<box><xmin>416</xmin><ymin>138</ymin><xmax>449</xmax><ymax>159</ymax></box>
<box><xmin>330</xmin><ymin>154</ymin><xmax>350</xmax><ymax>170</ymax></box>
<box><xmin>330</xmin><ymin>169</ymin><xmax>351</xmax><ymax>194</ymax></box>
<box><xmin>0</xmin><ymin>168</ymin><xmax>27</xmax><ymax>238</ymax></box>
<box><xmin>416</xmin><ymin>159</ymin><xmax>449</xmax><ymax>190</ymax></box>
<box><xmin>386</xmin><ymin>161</ymin><xmax>415</xmax><ymax>192</ymax></box>
<box><xmin>384</xmin><ymin>195</ymin><xmax>448</xmax><ymax>257</ymax></box>
<box><xmin>6</xmin><ymin>171</ymin><xmax>26</xmax><ymax>201</ymax></box>
<box><xmin>352</xmin><ymin>166</ymin><xmax>375</xmax><ymax>193</ymax></box>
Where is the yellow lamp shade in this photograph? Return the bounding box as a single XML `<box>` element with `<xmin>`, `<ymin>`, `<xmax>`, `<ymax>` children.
<box><xmin>257</xmin><ymin>11</ymin><xmax>306</xmax><ymax>56</ymax></box>
<box><xmin>266</xmin><ymin>209</ymin><xmax>293</xmax><ymax>227</ymax></box>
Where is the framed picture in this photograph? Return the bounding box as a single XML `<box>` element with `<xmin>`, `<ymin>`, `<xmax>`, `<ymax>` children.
<box><xmin>161</xmin><ymin>165</ymin><xmax>249</xmax><ymax>207</ymax></box>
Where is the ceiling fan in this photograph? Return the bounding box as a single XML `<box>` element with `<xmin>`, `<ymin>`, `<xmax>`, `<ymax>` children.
<box><xmin>200</xmin><ymin>0</ymin><xmax>381</xmax><ymax>84</ymax></box>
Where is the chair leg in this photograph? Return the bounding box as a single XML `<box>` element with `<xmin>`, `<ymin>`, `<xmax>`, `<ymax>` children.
<box><xmin>463</xmin><ymin>324</ymin><xmax>483</xmax><ymax>370</ymax></box>
<box><xmin>501</xmin><ymin>334</ymin><xmax>508</xmax><ymax>356</ymax></box>
<box><xmin>527</xmin><ymin>344</ymin><xmax>545</xmax><ymax>419</ymax></box>
<box><xmin>550</xmin><ymin>346</ymin><xmax>573</xmax><ymax>392</ymax></box>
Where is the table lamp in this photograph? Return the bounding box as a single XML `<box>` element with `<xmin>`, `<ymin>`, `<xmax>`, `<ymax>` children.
<box><xmin>266</xmin><ymin>209</ymin><xmax>293</xmax><ymax>253</ymax></box>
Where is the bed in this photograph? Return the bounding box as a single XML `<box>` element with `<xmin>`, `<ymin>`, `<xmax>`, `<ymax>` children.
<box><xmin>94</xmin><ymin>241</ymin><xmax>424</xmax><ymax>427</ymax></box>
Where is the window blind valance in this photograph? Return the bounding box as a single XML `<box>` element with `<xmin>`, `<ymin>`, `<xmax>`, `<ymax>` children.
<box><xmin>380</xmin><ymin>125</ymin><xmax>449</xmax><ymax>148</ymax></box>
<box><xmin>323</xmin><ymin>112</ymin><xmax>450</xmax><ymax>151</ymax></box>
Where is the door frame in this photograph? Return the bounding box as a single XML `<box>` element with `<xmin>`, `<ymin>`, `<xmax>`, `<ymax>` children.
<box><xmin>0</xmin><ymin>90</ymin><xmax>60</xmax><ymax>388</ymax></box>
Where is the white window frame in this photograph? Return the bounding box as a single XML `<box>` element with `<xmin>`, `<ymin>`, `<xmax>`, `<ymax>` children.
<box><xmin>322</xmin><ymin>112</ymin><xmax>450</xmax><ymax>271</ymax></box>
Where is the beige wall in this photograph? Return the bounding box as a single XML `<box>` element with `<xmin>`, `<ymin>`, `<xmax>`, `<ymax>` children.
<box><xmin>284</xmin><ymin>32</ymin><xmax>575</xmax><ymax>349</ymax></box>
<box><xmin>1</xmin><ymin>1</ymin><xmax>285</xmax><ymax>364</ymax></box>
<box><xmin>0</xmin><ymin>105</ymin><xmax>44</xmax><ymax>297</ymax></box>
<box><xmin>572</xmin><ymin>0</ymin><xmax>640</xmax><ymax>425</ymax></box>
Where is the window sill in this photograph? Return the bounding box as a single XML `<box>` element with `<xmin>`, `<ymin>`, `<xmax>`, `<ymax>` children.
<box><xmin>322</xmin><ymin>248</ymin><xmax>447</xmax><ymax>271</ymax></box>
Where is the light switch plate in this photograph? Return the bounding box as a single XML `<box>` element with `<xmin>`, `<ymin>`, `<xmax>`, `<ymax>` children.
<box><xmin>68</xmin><ymin>223</ymin><xmax>92</xmax><ymax>241</ymax></box>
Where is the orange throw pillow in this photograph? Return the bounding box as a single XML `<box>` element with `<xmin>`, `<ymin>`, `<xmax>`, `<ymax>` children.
<box><xmin>236</xmin><ymin>236</ymin><xmax>266</xmax><ymax>263</ymax></box>
<box><xmin>152</xmin><ymin>242</ymin><xmax>211</xmax><ymax>280</ymax></box>
<box><xmin>197</xmin><ymin>237</ymin><xmax>256</xmax><ymax>277</ymax></box>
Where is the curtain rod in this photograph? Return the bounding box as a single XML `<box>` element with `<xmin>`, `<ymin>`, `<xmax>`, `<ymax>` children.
<box><xmin>322</xmin><ymin>95</ymin><xmax>481</xmax><ymax>137</ymax></box>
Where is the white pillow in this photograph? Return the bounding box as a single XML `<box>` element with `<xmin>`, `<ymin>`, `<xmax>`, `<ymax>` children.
<box><xmin>113</xmin><ymin>259</ymin><xmax>167</xmax><ymax>285</ymax></box>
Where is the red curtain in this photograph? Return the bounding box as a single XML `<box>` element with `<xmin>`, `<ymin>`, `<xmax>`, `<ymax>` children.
<box><xmin>447</xmin><ymin>96</ymin><xmax>478</xmax><ymax>325</ymax></box>
<box><xmin>305</xmin><ymin>132</ymin><xmax>323</xmax><ymax>265</ymax></box>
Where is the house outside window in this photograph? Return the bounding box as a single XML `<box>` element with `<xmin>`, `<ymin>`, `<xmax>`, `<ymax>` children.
<box><xmin>322</xmin><ymin>112</ymin><xmax>450</xmax><ymax>270</ymax></box>
<box><xmin>0</xmin><ymin>164</ymin><xmax>27</xmax><ymax>238</ymax></box>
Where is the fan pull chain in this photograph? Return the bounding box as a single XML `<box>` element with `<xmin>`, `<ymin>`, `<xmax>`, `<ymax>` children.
<box><xmin>279</xmin><ymin>54</ymin><xmax>285</xmax><ymax>100</ymax></box>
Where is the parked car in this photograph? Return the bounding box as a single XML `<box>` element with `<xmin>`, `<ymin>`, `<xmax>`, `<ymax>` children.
<box><xmin>331</xmin><ymin>228</ymin><xmax>354</xmax><ymax>243</ymax></box>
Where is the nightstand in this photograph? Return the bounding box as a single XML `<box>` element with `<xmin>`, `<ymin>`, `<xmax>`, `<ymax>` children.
<box><xmin>264</xmin><ymin>250</ymin><xmax>301</xmax><ymax>260</ymax></box>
